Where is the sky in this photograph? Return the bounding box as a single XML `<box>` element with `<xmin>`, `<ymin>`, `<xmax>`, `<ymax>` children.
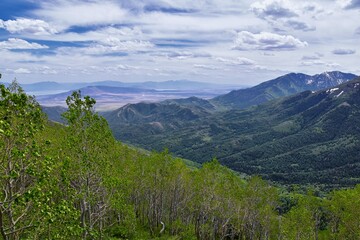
<box><xmin>0</xmin><ymin>0</ymin><xmax>359</xmax><ymax>85</ymax></box>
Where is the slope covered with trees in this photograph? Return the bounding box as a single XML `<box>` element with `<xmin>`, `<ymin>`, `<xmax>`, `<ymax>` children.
<box><xmin>2</xmin><ymin>80</ymin><xmax>360</xmax><ymax>239</ymax></box>
<box><xmin>106</xmin><ymin>77</ymin><xmax>360</xmax><ymax>189</ymax></box>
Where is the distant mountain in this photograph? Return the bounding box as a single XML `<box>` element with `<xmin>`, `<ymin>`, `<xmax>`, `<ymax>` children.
<box><xmin>212</xmin><ymin>71</ymin><xmax>358</xmax><ymax>109</ymax></box>
<box><xmin>22</xmin><ymin>81</ymin><xmax>65</xmax><ymax>92</ymax></box>
<box><xmin>36</xmin><ymin>83</ymin><xmax>232</xmax><ymax>111</ymax></box>
<box><xmin>72</xmin><ymin>79</ymin><xmax>243</xmax><ymax>90</ymax></box>
<box><xmin>105</xmin><ymin>77</ymin><xmax>360</xmax><ymax>188</ymax></box>
<box><xmin>9</xmin><ymin>79</ymin><xmax>243</xmax><ymax>96</ymax></box>
<box><xmin>41</xmin><ymin>106</ymin><xmax>67</xmax><ymax>123</ymax></box>
<box><xmin>102</xmin><ymin>97</ymin><xmax>214</xmax><ymax>137</ymax></box>
<box><xmin>36</xmin><ymin>85</ymin><xmax>158</xmax><ymax>103</ymax></box>
<box><xmin>162</xmin><ymin>96</ymin><xmax>218</xmax><ymax>111</ymax></box>
<box><xmin>125</xmin><ymin>80</ymin><xmax>244</xmax><ymax>90</ymax></box>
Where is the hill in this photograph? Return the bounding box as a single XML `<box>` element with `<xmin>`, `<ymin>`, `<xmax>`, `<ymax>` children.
<box><xmin>3</xmin><ymin>73</ymin><xmax>360</xmax><ymax>239</ymax></box>
<box><xmin>41</xmin><ymin>105</ymin><xmax>67</xmax><ymax>123</ymax></box>
<box><xmin>101</xmin><ymin>97</ymin><xmax>214</xmax><ymax>135</ymax></box>
<box><xmin>212</xmin><ymin>71</ymin><xmax>357</xmax><ymax>109</ymax></box>
<box><xmin>105</xmin><ymin>77</ymin><xmax>360</xmax><ymax>188</ymax></box>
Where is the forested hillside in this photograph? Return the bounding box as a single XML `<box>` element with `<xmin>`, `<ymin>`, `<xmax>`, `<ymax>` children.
<box><xmin>2</xmin><ymin>80</ymin><xmax>360</xmax><ymax>239</ymax></box>
<box><xmin>106</xmin><ymin>77</ymin><xmax>360</xmax><ymax>189</ymax></box>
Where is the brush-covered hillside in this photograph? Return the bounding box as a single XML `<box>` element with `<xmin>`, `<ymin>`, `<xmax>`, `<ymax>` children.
<box><xmin>3</xmin><ymin>79</ymin><xmax>360</xmax><ymax>239</ymax></box>
<box><xmin>105</xmin><ymin>77</ymin><xmax>360</xmax><ymax>189</ymax></box>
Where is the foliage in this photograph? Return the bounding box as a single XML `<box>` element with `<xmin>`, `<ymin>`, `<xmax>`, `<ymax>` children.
<box><xmin>2</xmin><ymin>79</ymin><xmax>360</xmax><ymax>239</ymax></box>
<box><xmin>104</xmin><ymin>77</ymin><xmax>360</xmax><ymax>189</ymax></box>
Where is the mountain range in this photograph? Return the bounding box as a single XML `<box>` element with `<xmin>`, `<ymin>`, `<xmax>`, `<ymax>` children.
<box><xmin>101</xmin><ymin>71</ymin><xmax>359</xmax><ymax>188</ymax></box>
<box><xmin>28</xmin><ymin>80</ymin><xmax>243</xmax><ymax>111</ymax></box>
<box><xmin>212</xmin><ymin>71</ymin><xmax>357</xmax><ymax>109</ymax></box>
<box><xmin>2</xmin><ymin>79</ymin><xmax>244</xmax><ymax>94</ymax></box>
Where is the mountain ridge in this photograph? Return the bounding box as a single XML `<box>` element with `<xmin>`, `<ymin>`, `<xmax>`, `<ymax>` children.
<box><xmin>13</xmin><ymin>79</ymin><xmax>244</xmax><ymax>94</ymax></box>
<box><xmin>212</xmin><ymin>71</ymin><xmax>357</xmax><ymax>109</ymax></box>
<box><xmin>104</xmin><ymin>76</ymin><xmax>360</xmax><ymax>188</ymax></box>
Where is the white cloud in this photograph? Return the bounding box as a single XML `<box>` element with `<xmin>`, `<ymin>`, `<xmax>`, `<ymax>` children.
<box><xmin>0</xmin><ymin>38</ymin><xmax>49</xmax><ymax>50</ymax></box>
<box><xmin>156</xmin><ymin>51</ymin><xmax>211</xmax><ymax>60</ymax></box>
<box><xmin>301</xmin><ymin>60</ymin><xmax>340</xmax><ymax>68</ymax></box>
<box><xmin>114</xmin><ymin>64</ymin><xmax>139</xmax><ymax>71</ymax></box>
<box><xmin>38</xmin><ymin>66</ymin><xmax>58</xmax><ymax>75</ymax></box>
<box><xmin>35</xmin><ymin>0</ymin><xmax>128</xmax><ymax>29</ymax></box>
<box><xmin>87</xmin><ymin>39</ymin><xmax>154</xmax><ymax>54</ymax></box>
<box><xmin>98</xmin><ymin>27</ymin><xmax>144</xmax><ymax>39</ymax></box>
<box><xmin>216</xmin><ymin>57</ymin><xmax>257</xmax><ymax>66</ymax></box>
<box><xmin>11</xmin><ymin>68</ymin><xmax>32</xmax><ymax>74</ymax></box>
<box><xmin>0</xmin><ymin>18</ymin><xmax>58</xmax><ymax>35</ymax></box>
<box><xmin>56</xmin><ymin>39</ymin><xmax>153</xmax><ymax>56</ymax></box>
<box><xmin>251</xmin><ymin>0</ymin><xmax>298</xmax><ymax>19</ymax></box>
<box><xmin>193</xmin><ymin>64</ymin><xmax>219</xmax><ymax>70</ymax></box>
<box><xmin>0</xmin><ymin>0</ymin><xmax>358</xmax><ymax>84</ymax></box>
<box><xmin>232</xmin><ymin>31</ymin><xmax>308</xmax><ymax>51</ymax></box>
<box><xmin>235</xmin><ymin>57</ymin><xmax>257</xmax><ymax>65</ymax></box>
<box><xmin>25</xmin><ymin>26</ymin><xmax>147</xmax><ymax>43</ymax></box>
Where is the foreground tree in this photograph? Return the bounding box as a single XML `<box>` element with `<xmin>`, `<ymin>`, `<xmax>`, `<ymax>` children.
<box><xmin>61</xmin><ymin>91</ymin><xmax>117</xmax><ymax>239</ymax></box>
<box><xmin>0</xmin><ymin>80</ymin><xmax>46</xmax><ymax>239</ymax></box>
<box><xmin>328</xmin><ymin>185</ymin><xmax>360</xmax><ymax>239</ymax></box>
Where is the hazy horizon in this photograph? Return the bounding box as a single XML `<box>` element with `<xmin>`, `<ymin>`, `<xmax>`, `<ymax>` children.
<box><xmin>0</xmin><ymin>0</ymin><xmax>359</xmax><ymax>85</ymax></box>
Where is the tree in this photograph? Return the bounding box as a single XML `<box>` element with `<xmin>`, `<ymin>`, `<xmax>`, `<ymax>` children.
<box><xmin>281</xmin><ymin>192</ymin><xmax>324</xmax><ymax>240</ymax></box>
<box><xmin>329</xmin><ymin>185</ymin><xmax>360</xmax><ymax>239</ymax></box>
<box><xmin>61</xmin><ymin>91</ymin><xmax>116</xmax><ymax>239</ymax></box>
<box><xmin>0</xmin><ymin>80</ymin><xmax>47</xmax><ymax>239</ymax></box>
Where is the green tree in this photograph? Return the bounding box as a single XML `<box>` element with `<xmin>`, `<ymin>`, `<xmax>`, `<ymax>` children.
<box><xmin>0</xmin><ymin>80</ymin><xmax>47</xmax><ymax>239</ymax></box>
<box><xmin>61</xmin><ymin>91</ymin><xmax>116</xmax><ymax>239</ymax></box>
<box><xmin>281</xmin><ymin>192</ymin><xmax>324</xmax><ymax>240</ymax></box>
<box><xmin>329</xmin><ymin>185</ymin><xmax>360</xmax><ymax>239</ymax></box>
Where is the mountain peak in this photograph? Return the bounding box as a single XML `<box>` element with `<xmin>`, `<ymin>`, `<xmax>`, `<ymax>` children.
<box><xmin>212</xmin><ymin>71</ymin><xmax>358</xmax><ymax>109</ymax></box>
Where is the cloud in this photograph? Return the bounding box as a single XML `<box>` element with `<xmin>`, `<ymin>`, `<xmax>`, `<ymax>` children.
<box><xmin>98</xmin><ymin>27</ymin><xmax>144</xmax><ymax>39</ymax></box>
<box><xmin>160</xmin><ymin>51</ymin><xmax>211</xmax><ymax>60</ymax></box>
<box><xmin>301</xmin><ymin>60</ymin><xmax>340</xmax><ymax>68</ymax></box>
<box><xmin>0</xmin><ymin>18</ymin><xmax>58</xmax><ymax>35</ymax></box>
<box><xmin>193</xmin><ymin>64</ymin><xmax>219</xmax><ymax>70</ymax></box>
<box><xmin>301</xmin><ymin>60</ymin><xmax>325</xmax><ymax>66</ymax></box>
<box><xmin>215</xmin><ymin>57</ymin><xmax>256</xmax><ymax>66</ymax></box>
<box><xmin>302</xmin><ymin>2</ymin><xmax>325</xmax><ymax>15</ymax></box>
<box><xmin>344</xmin><ymin>0</ymin><xmax>360</xmax><ymax>9</ymax></box>
<box><xmin>114</xmin><ymin>64</ymin><xmax>139</xmax><ymax>71</ymax></box>
<box><xmin>332</xmin><ymin>49</ymin><xmax>356</xmax><ymax>55</ymax></box>
<box><xmin>232</xmin><ymin>31</ymin><xmax>308</xmax><ymax>51</ymax></box>
<box><xmin>356</xmin><ymin>27</ymin><xmax>360</xmax><ymax>34</ymax></box>
<box><xmin>0</xmin><ymin>38</ymin><xmax>49</xmax><ymax>50</ymax></box>
<box><xmin>301</xmin><ymin>53</ymin><xmax>323</xmax><ymax>60</ymax></box>
<box><xmin>6</xmin><ymin>68</ymin><xmax>32</xmax><ymax>74</ymax></box>
<box><xmin>35</xmin><ymin>0</ymin><xmax>128</xmax><ymax>29</ymax></box>
<box><xmin>119</xmin><ymin>0</ymin><xmax>246</xmax><ymax>13</ymax></box>
<box><xmin>285</xmin><ymin>20</ymin><xmax>315</xmax><ymax>31</ymax></box>
<box><xmin>235</xmin><ymin>57</ymin><xmax>257</xmax><ymax>65</ymax></box>
<box><xmin>37</xmin><ymin>66</ymin><xmax>58</xmax><ymax>75</ymax></box>
<box><xmin>251</xmin><ymin>0</ymin><xmax>298</xmax><ymax>19</ymax></box>
<box><xmin>57</xmin><ymin>38</ymin><xmax>154</xmax><ymax>55</ymax></box>
<box><xmin>99</xmin><ymin>37</ymin><xmax>152</xmax><ymax>48</ymax></box>
<box><xmin>250</xmin><ymin>1</ymin><xmax>319</xmax><ymax>32</ymax></box>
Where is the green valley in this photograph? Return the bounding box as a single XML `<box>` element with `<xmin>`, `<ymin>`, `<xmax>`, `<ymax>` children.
<box><xmin>105</xmin><ymin>76</ymin><xmax>360</xmax><ymax>189</ymax></box>
<box><xmin>2</xmin><ymin>78</ymin><xmax>360</xmax><ymax>239</ymax></box>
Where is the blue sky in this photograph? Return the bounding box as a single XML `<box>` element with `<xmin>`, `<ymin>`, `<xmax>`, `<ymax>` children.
<box><xmin>0</xmin><ymin>0</ymin><xmax>359</xmax><ymax>84</ymax></box>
